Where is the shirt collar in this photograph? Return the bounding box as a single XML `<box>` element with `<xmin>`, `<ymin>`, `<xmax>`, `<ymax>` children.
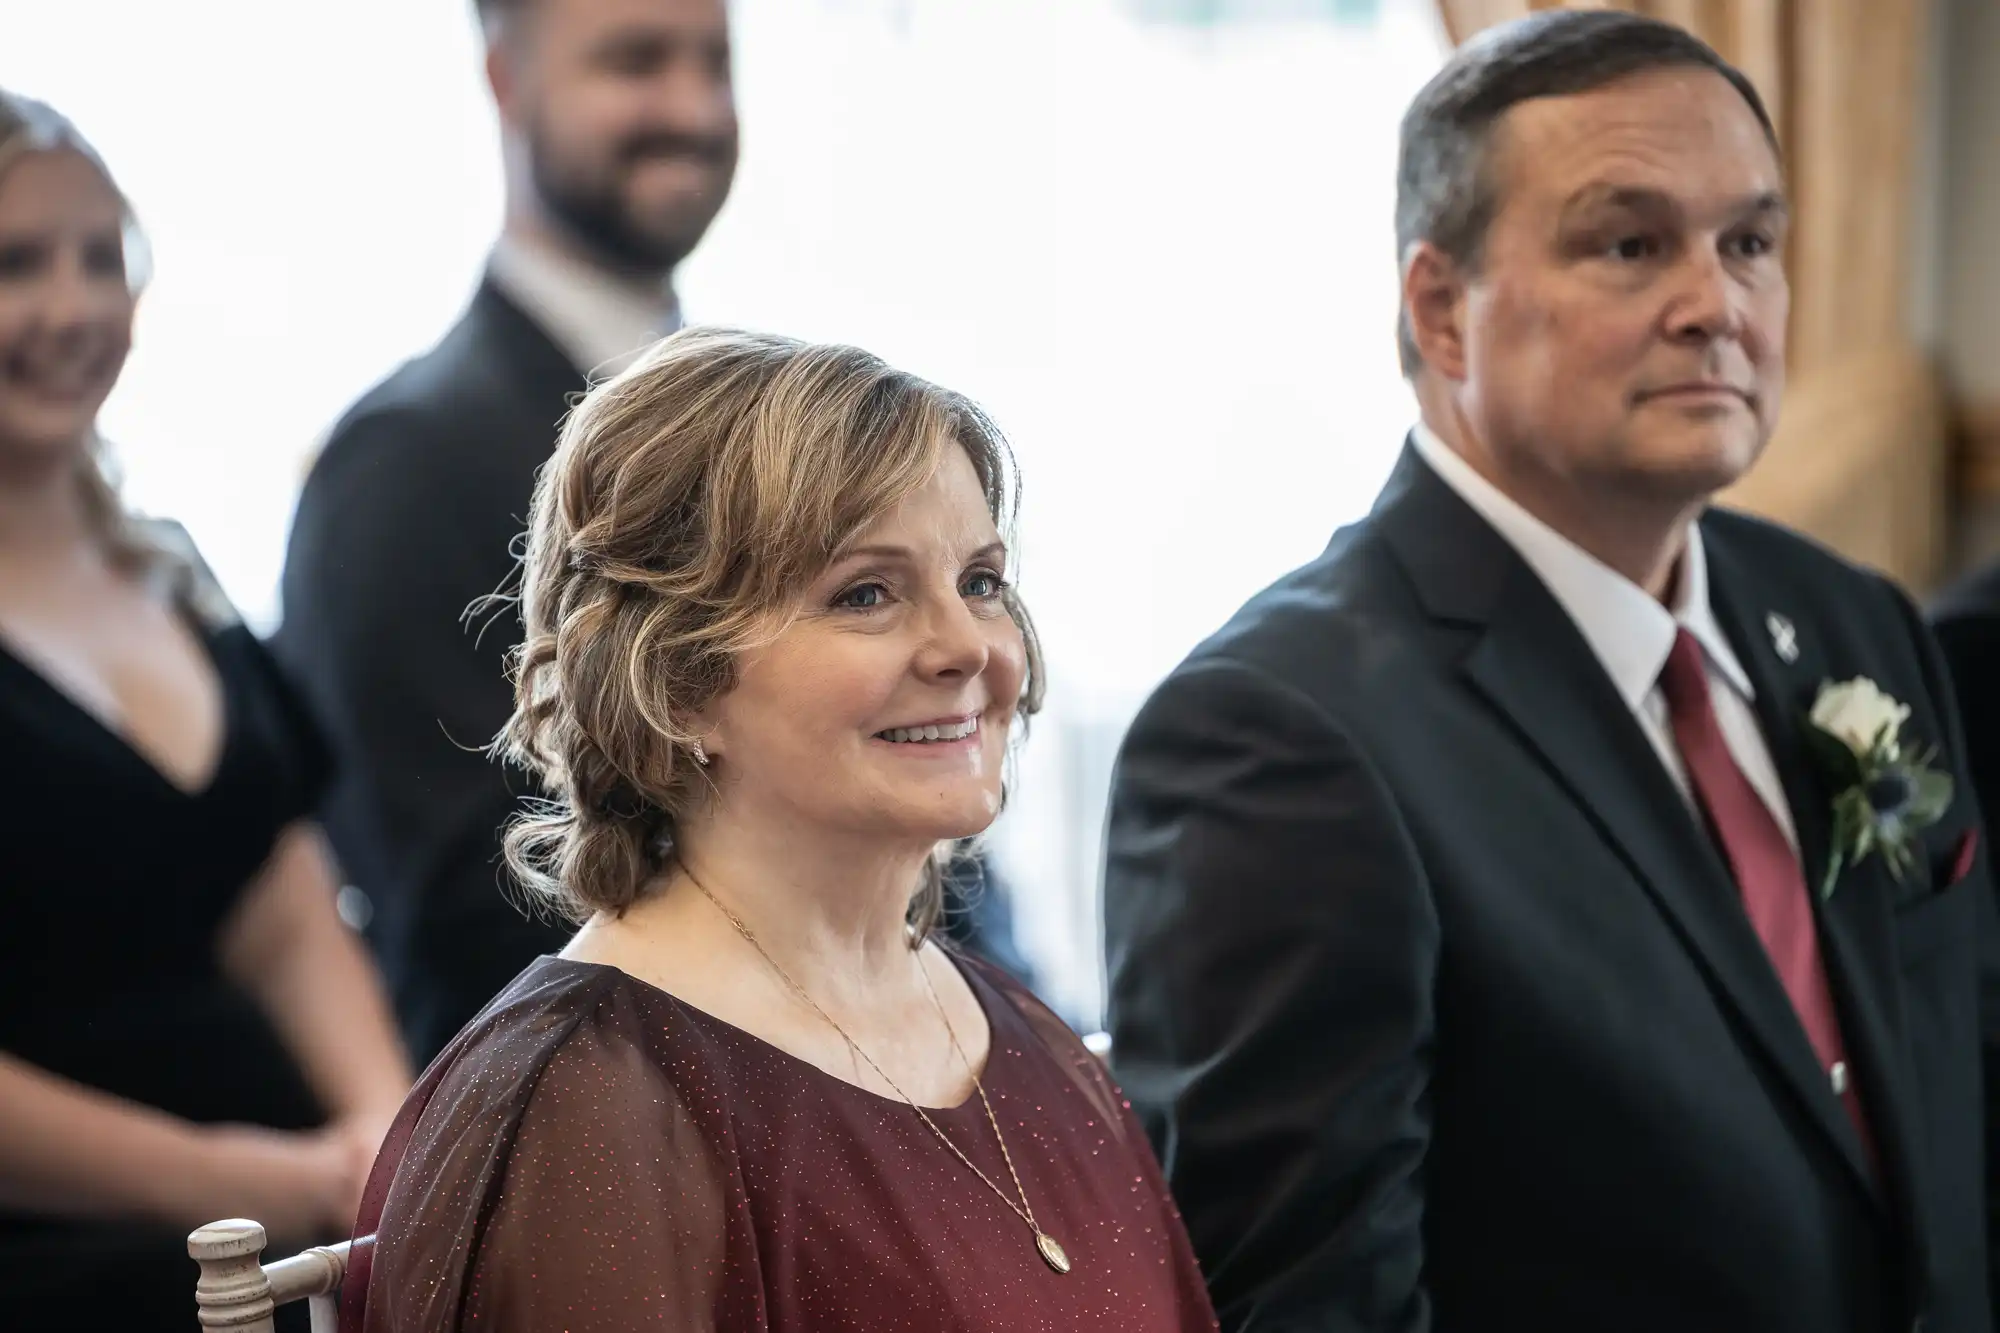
<box><xmin>488</xmin><ymin>233</ymin><xmax>683</xmax><ymax>380</ymax></box>
<box><xmin>1409</xmin><ymin>423</ymin><xmax>1754</xmax><ymax>710</ymax></box>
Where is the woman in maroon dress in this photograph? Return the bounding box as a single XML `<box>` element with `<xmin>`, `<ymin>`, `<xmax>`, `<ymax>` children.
<box><xmin>342</xmin><ymin>329</ymin><xmax>1218</xmax><ymax>1332</ymax></box>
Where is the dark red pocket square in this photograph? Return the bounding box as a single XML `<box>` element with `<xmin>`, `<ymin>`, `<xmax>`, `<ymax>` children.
<box><xmin>1949</xmin><ymin>829</ymin><xmax>1980</xmax><ymax>886</ymax></box>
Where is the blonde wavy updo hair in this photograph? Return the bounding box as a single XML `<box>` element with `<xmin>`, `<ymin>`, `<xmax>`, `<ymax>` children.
<box><xmin>501</xmin><ymin>327</ymin><xmax>1043</xmax><ymax>932</ymax></box>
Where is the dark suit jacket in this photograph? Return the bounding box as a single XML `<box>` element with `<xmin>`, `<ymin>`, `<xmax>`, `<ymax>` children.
<box><xmin>276</xmin><ymin>279</ymin><xmax>586</xmax><ymax>1065</ymax></box>
<box><xmin>1931</xmin><ymin>561</ymin><xmax>2000</xmax><ymax>838</ymax></box>
<box><xmin>1104</xmin><ymin>444</ymin><xmax>2000</xmax><ymax>1333</ymax></box>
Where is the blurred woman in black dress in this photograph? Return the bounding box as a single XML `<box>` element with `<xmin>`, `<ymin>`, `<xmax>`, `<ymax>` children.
<box><xmin>0</xmin><ymin>91</ymin><xmax>412</xmax><ymax>1326</ymax></box>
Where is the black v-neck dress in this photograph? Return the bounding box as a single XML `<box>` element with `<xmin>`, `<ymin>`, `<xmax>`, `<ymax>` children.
<box><xmin>0</xmin><ymin>542</ymin><xmax>333</xmax><ymax>1326</ymax></box>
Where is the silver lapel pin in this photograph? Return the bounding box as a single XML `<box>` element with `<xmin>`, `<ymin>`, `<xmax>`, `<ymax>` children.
<box><xmin>1766</xmin><ymin>612</ymin><xmax>1800</xmax><ymax>664</ymax></box>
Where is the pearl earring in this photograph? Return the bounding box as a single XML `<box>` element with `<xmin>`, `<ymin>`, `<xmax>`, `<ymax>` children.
<box><xmin>692</xmin><ymin>739</ymin><xmax>710</xmax><ymax>768</ymax></box>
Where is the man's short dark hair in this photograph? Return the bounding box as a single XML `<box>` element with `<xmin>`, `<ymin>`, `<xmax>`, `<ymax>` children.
<box><xmin>1393</xmin><ymin>10</ymin><xmax>1779</xmax><ymax>377</ymax></box>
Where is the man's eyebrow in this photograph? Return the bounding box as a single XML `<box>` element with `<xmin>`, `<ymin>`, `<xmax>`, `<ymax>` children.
<box><xmin>1559</xmin><ymin>183</ymin><xmax>1789</xmax><ymax>223</ymax></box>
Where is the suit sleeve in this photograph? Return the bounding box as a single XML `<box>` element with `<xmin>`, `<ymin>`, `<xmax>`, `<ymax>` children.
<box><xmin>1889</xmin><ymin>578</ymin><xmax>2000</xmax><ymax>1313</ymax></box>
<box><xmin>278</xmin><ymin>408</ymin><xmax>568</xmax><ymax>1063</ymax></box>
<box><xmin>1103</xmin><ymin>655</ymin><xmax>1438</xmax><ymax>1333</ymax></box>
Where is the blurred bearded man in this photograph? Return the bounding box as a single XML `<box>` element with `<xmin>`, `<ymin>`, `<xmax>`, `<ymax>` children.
<box><xmin>277</xmin><ymin>0</ymin><xmax>737</xmax><ymax>1063</ymax></box>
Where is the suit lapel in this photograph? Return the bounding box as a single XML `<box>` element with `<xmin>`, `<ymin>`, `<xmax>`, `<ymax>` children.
<box><xmin>1374</xmin><ymin>448</ymin><xmax>1883</xmax><ymax>1207</ymax></box>
<box><xmin>1704</xmin><ymin>525</ymin><xmax>1926</xmax><ymax>1240</ymax></box>
<box><xmin>1463</xmin><ymin>561</ymin><xmax>1879</xmax><ymax>1202</ymax></box>
<box><xmin>470</xmin><ymin>276</ymin><xmax>595</xmax><ymax>409</ymax></box>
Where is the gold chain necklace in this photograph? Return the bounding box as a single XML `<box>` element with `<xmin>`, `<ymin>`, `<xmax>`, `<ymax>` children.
<box><xmin>688</xmin><ymin>874</ymin><xmax>1072</xmax><ymax>1275</ymax></box>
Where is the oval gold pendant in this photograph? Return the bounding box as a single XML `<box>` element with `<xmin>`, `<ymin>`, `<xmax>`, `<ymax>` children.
<box><xmin>1036</xmin><ymin>1232</ymin><xmax>1072</xmax><ymax>1274</ymax></box>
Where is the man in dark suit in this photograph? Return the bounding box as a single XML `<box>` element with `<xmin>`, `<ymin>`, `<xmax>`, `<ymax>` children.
<box><xmin>1103</xmin><ymin>12</ymin><xmax>1999</xmax><ymax>1332</ymax></box>
<box><xmin>1933</xmin><ymin>562</ymin><xmax>2000</xmax><ymax>831</ymax></box>
<box><xmin>276</xmin><ymin>0</ymin><xmax>739</xmax><ymax>1063</ymax></box>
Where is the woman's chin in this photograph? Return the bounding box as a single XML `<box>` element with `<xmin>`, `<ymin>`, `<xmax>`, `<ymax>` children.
<box><xmin>868</xmin><ymin>787</ymin><xmax>1004</xmax><ymax>846</ymax></box>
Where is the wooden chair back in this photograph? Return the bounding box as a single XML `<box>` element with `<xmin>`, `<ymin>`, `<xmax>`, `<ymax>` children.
<box><xmin>188</xmin><ymin>1220</ymin><xmax>368</xmax><ymax>1333</ymax></box>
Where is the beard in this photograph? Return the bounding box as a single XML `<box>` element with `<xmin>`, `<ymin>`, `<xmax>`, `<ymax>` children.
<box><xmin>527</xmin><ymin>116</ymin><xmax>736</xmax><ymax>274</ymax></box>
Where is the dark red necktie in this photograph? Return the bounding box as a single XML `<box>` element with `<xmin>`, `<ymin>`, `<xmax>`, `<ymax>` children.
<box><xmin>1657</xmin><ymin>629</ymin><xmax>1877</xmax><ymax>1171</ymax></box>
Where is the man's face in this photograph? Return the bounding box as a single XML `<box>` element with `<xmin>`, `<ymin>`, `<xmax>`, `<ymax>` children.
<box><xmin>501</xmin><ymin>0</ymin><xmax>738</xmax><ymax>272</ymax></box>
<box><xmin>1451</xmin><ymin>67</ymin><xmax>1789</xmax><ymax>509</ymax></box>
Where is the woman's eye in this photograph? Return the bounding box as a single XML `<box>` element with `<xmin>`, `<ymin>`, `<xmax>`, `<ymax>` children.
<box><xmin>0</xmin><ymin>242</ymin><xmax>43</xmax><ymax>279</ymax></box>
<box><xmin>963</xmin><ymin>571</ymin><xmax>1007</xmax><ymax>599</ymax></box>
<box><xmin>83</xmin><ymin>238</ymin><xmax>126</xmax><ymax>279</ymax></box>
<box><xmin>836</xmin><ymin>582</ymin><xmax>888</xmax><ymax>610</ymax></box>
<box><xmin>1609</xmin><ymin>234</ymin><xmax>1658</xmax><ymax>261</ymax></box>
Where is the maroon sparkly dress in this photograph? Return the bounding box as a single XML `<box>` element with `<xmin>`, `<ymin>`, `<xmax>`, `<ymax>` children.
<box><xmin>341</xmin><ymin>954</ymin><xmax>1218</xmax><ymax>1331</ymax></box>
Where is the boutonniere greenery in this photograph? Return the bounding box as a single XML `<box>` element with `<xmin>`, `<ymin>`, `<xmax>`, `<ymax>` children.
<box><xmin>1801</xmin><ymin>678</ymin><xmax>1953</xmax><ymax>900</ymax></box>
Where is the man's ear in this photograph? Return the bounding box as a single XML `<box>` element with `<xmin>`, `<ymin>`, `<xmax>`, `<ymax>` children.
<box><xmin>485</xmin><ymin>36</ymin><xmax>521</xmax><ymax>128</ymax></box>
<box><xmin>1402</xmin><ymin>240</ymin><xmax>1472</xmax><ymax>382</ymax></box>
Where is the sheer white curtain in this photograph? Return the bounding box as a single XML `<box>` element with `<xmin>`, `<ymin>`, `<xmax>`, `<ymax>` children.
<box><xmin>2</xmin><ymin>0</ymin><xmax>1443</xmax><ymax>1022</ymax></box>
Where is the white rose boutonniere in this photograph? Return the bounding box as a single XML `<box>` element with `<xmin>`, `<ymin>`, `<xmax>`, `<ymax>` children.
<box><xmin>1809</xmin><ymin>679</ymin><xmax>1910</xmax><ymax>756</ymax></box>
<box><xmin>1802</xmin><ymin>678</ymin><xmax>1953</xmax><ymax>900</ymax></box>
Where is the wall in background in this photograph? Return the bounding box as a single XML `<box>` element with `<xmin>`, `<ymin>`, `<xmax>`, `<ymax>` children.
<box><xmin>1935</xmin><ymin>0</ymin><xmax>2000</xmax><ymax>563</ymax></box>
<box><xmin>1939</xmin><ymin>0</ymin><xmax>2000</xmax><ymax>403</ymax></box>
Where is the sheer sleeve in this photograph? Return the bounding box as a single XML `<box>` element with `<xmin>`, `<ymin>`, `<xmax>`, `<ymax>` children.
<box><xmin>346</xmin><ymin>965</ymin><xmax>766</xmax><ymax>1332</ymax></box>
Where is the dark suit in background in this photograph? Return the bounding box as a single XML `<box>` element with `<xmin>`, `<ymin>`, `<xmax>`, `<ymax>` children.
<box><xmin>277</xmin><ymin>280</ymin><xmax>582</xmax><ymax>1064</ymax></box>
<box><xmin>1103</xmin><ymin>445</ymin><xmax>2000</xmax><ymax>1332</ymax></box>
<box><xmin>1932</xmin><ymin>560</ymin><xmax>2000</xmax><ymax>833</ymax></box>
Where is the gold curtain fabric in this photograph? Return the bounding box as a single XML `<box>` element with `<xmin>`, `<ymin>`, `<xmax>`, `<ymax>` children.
<box><xmin>1428</xmin><ymin>0</ymin><xmax>1947</xmax><ymax>589</ymax></box>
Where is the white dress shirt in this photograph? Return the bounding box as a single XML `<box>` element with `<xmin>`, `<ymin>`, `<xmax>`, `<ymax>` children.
<box><xmin>1410</xmin><ymin>423</ymin><xmax>1799</xmax><ymax>851</ymax></box>
<box><xmin>488</xmin><ymin>234</ymin><xmax>684</xmax><ymax>380</ymax></box>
